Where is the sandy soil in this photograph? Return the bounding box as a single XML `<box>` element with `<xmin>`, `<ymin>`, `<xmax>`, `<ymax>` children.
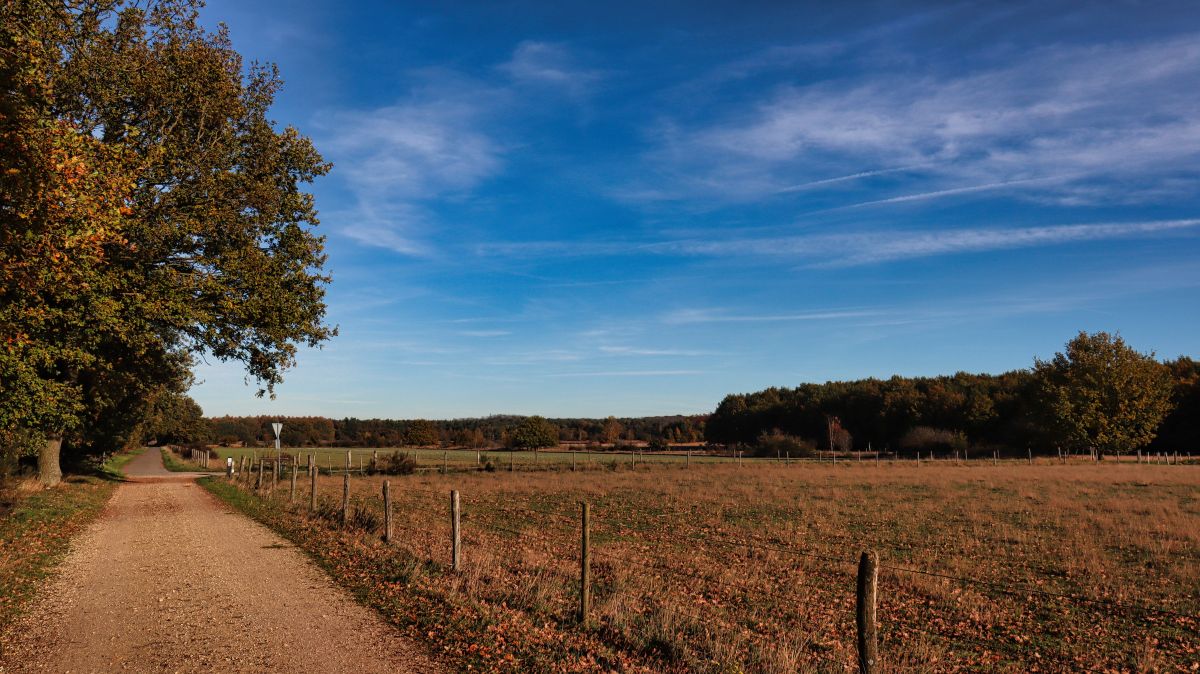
<box><xmin>0</xmin><ymin>450</ymin><xmax>444</xmax><ymax>673</ymax></box>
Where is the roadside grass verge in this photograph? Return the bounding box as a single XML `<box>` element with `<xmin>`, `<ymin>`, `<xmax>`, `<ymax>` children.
<box><xmin>0</xmin><ymin>448</ymin><xmax>137</xmax><ymax>643</ymax></box>
<box><xmin>160</xmin><ymin>447</ymin><xmax>218</xmax><ymax>473</ymax></box>
<box><xmin>200</xmin><ymin>476</ymin><xmax>654</xmax><ymax>673</ymax></box>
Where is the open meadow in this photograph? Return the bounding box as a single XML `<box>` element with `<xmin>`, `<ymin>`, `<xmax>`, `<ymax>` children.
<box><xmin>204</xmin><ymin>456</ymin><xmax>1200</xmax><ymax>673</ymax></box>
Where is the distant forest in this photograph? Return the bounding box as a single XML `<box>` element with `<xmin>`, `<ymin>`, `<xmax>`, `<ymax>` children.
<box><xmin>207</xmin><ymin>415</ymin><xmax>707</xmax><ymax>449</ymax></box>
<box><xmin>706</xmin><ymin>357</ymin><xmax>1198</xmax><ymax>456</ymax></box>
<box><xmin>196</xmin><ymin>337</ymin><xmax>1197</xmax><ymax>457</ymax></box>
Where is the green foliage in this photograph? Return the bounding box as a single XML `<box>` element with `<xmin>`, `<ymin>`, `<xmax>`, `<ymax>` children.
<box><xmin>706</xmin><ymin>371</ymin><xmax>1036</xmax><ymax>451</ymax></box>
<box><xmin>509</xmin><ymin>416</ymin><xmax>558</xmax><ymax>450</ymax></box>
<box><xmin>1</xmin><ymin>0</ymin><xmax>333</xmax><ymax>482</ymax></box>
<box><xmin>1034</xmin><ymin>332</ymin><xmax>1174</xmax><ymax>454</ymax></box>
<box><xmin>403</xmin><ymin>419</ymin><xmax>439</xmax><ymax>447</ymax></box>
<box><xmin>1150</xmin><ymin>357</ymin><xmax>1200</xmax><ymax>452</ymax></box>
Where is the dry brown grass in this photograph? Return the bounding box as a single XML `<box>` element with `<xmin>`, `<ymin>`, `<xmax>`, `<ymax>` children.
<box><xmin>247</xmin><ymin>459</ymin><xmax>1199</xmax><ymax>672</ymax></box>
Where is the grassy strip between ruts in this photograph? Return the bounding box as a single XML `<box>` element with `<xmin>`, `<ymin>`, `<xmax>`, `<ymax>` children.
<box><xmin>199</xmin><ymin>476</ymin><xmax>662</xmax><ymax>673</ymax></box>
<box><xmin>0</xmin><ymin>449</ymin><xmax>136</xmax><ymax>645</ymax></box>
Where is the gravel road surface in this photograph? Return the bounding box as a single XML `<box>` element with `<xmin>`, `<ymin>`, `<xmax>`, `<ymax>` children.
<box><xmin>0</xmin><ymin>449</ymin><xmax>443</xmax><ymax>673</ymax></box>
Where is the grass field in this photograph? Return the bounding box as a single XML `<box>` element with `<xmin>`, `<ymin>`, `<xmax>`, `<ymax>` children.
<box><xmin>211</xmin><ymin>445</ymin><xmax>745</xmax><ymax>471</ymax></box>
<box><xmin>207</xmin><ymin>459</ymin><xmax>1199</xmax><ymax>673</ymax></box>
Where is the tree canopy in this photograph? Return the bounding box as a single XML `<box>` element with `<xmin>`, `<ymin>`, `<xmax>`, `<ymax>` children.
<box><xmin>1</xmin><ymin>0</ymin><xmax>333</xmax><ymax>484</ymax></box>
<box><xmin>1034</xmin><ymin>332</ymin><xmax>1174</xmax><ymax>455</ymax></box>
<box><xmin>509</xmin><ymin>416</ymin><xmax>559</xmax><ymax>450</ymax></box>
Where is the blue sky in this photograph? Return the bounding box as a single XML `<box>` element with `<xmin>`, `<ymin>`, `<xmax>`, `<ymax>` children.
<box><xmin>190</xmin><ymin>0</ymin><xmax>1200</xmax><ymax>419</ymax></box>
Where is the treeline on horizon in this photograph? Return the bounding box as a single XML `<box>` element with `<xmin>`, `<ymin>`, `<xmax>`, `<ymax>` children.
<box><xmin>204</xmin><ymin>415</ymin><xmax>708</xmax><ymax>449</ymax></box>
<box><xmin>158</xmin><ymin>333</ymin><xmax>1199</xmax><ymax>459</ymax></box>
<box><xmin>707</xmin><ymin>356</ymin><xmax>1198</xmax><ymax>456</ymax></box>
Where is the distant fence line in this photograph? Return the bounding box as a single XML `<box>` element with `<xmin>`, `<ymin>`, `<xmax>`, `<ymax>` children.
<box><xmin>178</xmin><ymin>444</ymin><xmax>1195</xmax><ymax>477</ymax></box>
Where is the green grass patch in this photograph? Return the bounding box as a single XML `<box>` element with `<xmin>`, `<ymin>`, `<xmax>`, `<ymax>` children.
<box><xmin>159</xmin><ymin>448</ymin><xmax>218</xmax><ymax>473</ymax></box>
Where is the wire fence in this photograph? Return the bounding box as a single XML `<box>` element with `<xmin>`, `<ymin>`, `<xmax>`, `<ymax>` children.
<box><xmin>193</xmin><ymin>448</ymin><xmax>1199</xmax><ymax>673</ymax></box>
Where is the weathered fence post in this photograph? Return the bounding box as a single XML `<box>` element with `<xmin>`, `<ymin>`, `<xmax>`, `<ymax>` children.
<box><xmin>383</xmin><ymin>480</ymin><xmax>392</xmax><ymax>544</ymax></box>
<box><xmin>1027</xmin><ymin>448</ymin><xmax>1033</xmax><ymax>465</ymax></box>
<box><xmin>993</xmin><ymin>450</ymin><xmax>998</xmax><ymax>466</ymax></box>
<box><xmin>341</xmin><ymin>473</ymin><xmax>349</xmax><ymax>527</ymax></box>
<box><xmin>443</xmin><ymin>451</ymin><xmax>449</xmax><ymax>474</ymax></box>
<box><xmin>290</xmin><ymin>461</ymin><xmax>297</xmax><ymax>502</ymax></box>
<box><xmin>571</xmin><ymin>450</ymin><xmax>576</xmax><ymax>472</ymax></box>
<box><xmin>856</xmin><ymin>550</ymin><xmax>880</xmax><ymax>674</ymax></box>
<box><xmin>450</xmin><ymin>490</ymin><xmax>461</xmax><ymax>571</ymax></box>
<box><xmin>309</xmin><ymin>456</ymin><xmax>317</xmax><ymax>513</ymax></box>
<box><xmin>579</xmin><ymin>501</ymin><xmax>591</xmax><ymax>624</ymax></box>
<box><xmin>687</xmin><ymin>448</ymin><xmax>692</xmax><ymax>467</ymax></box>
<box><xmin>256</xmin><ymin>459</ymin><xmax>263</xmax><ymax>490</ymax></box>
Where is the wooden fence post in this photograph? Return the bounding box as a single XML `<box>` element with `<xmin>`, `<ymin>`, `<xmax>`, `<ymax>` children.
<box><xmin>571</xmin><ymin>450</ymin><xmax>576</xmax><ymax>472</ymax></box>
<box><xmin>579</xmin><ymin>501</ymin><xmax>591</xmax><ymax>624</ymax></box>
<box><xmin>383</xmin><ymin>480</ymin><xmax>392</xmax><ymax>544</ymax></box>
<box><xmin>309</xmin><ymin>456</ymin><xmax>317</xmax><ymax>513</ymax></box>
<box><xmin>290</xmin><ymin>461</ymin><xmax>297</xmax><ymax>502</ymax></box>
<box><xmin>450</xmin><ymin>490</ymin><xmax>461</xmax><ymax>571</ymax></box>
<box><xmin>256</xmin><ymin>459</ymin><xmax>263</xmax><ymax>490</ymax></box>
<box><xmin>1027</xmin><ymin>448</ymin><xmax>1033</xmax><ymax>465</ymax></box>
<box><xmin>856</xmin><ymin>550</ymin><xmax>880</xmax><ymax>674</ymax></box>
<box><xmin>443</xmin><ymin>451</ymin><xmax>449</xmax><ymax>474</ymax></box>
<box><xmin>341</xmin><ymin>473</ymin><xmax>349</xmax><ymax>527</ymax></box>
<box><xmin>687</xmin><ymin>448</ymin><xmax>692</xmax><ymax>467</ymax></box>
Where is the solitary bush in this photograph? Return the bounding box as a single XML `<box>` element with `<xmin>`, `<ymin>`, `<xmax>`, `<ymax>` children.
<box><xmin>899</xmin><ymin>426</ymin><xmax>967</xmax><ymax>454</ymax></box>
<box><xmin>376</xmin><ymin>452</ymin><xmax>417</xmax><ymax>475</ymax></box>
<box><xmin>753</xmin><ymin>430</ymin><xmax>817</xmax><ymax>458</ymax></box>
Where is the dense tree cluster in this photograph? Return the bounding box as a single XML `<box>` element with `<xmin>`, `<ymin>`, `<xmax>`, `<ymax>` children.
<box><xmin>707</xmin><ymin>333</ymin><xmax>1189</xmax><ymax>456</ymax></box>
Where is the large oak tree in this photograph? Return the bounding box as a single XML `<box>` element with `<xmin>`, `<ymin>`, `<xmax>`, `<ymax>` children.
<box><xmin>1</xmin><ymin>0</ymin><xmax>334</xmax><ymax>485</ymax></box>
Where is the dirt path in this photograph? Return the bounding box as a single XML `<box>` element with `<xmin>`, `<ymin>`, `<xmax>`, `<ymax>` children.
<box><xmin>0</xmin><ymin>450</ymin><xmax>444</xmax><ymax>673</ymax></box>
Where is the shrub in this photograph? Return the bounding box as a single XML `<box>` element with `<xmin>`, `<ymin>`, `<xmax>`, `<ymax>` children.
<box><xmin>899</xmin><ymin>426</ymin><xmax>968</xmax><ymax>454</ymax></box>
<box><xmin>753</xmin><ymin>430</ymin><xmax>817</xmax><ymax>458</ymax></box>
<box><xmin>376</xmin><ymin>452</ymin><xmax>417</xmax><ymax>475</ymax></box>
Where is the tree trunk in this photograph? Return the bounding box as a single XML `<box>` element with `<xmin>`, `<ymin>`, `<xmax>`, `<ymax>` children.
<box><xmin>39</xmin><ymin>434</ymin><xmax>64</xmax><ymax>487</ymax></box>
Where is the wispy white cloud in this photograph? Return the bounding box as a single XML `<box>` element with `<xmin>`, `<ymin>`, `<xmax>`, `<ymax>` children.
<box><xmin>628</xmin><ymin>33</ymin><xmax>1200</xmax><ymax>205</ymax></box>
<box><xmin>499</xmin><ymin>41</ymin><xmax>600</xmax><ymax>97</ymax></box>
<box><xmin>597</xmin><ymin>346</ymin><xmax>716</xmax><ymax>357</ymax></box>
<box><xmin>776</xmin><ymin>163</ymin><xmax>935</xmax><ymax>193</ymax></box>
<box><xmin>476</xmin><ymin>218</ymin><xmax>1200</xmax><ymax>267</ymax></box>
<box><xmin>545</xmin><ymin>370</ymin><xmax>705</xmax><ymax>377</ymax></box>
<box><xmin>662</xmin><ymin>308</ymin><xmax>880</xmax><ymax>325</ymax></box>
<box><xmin>317</xmin><ymin>72</ymin><xmax>509</xmax><ymax>255</ymax></box>
<box><xmin>457</xmin><ymin>330</ymin><xmax>512</xmax><ymax>337</ymax></box>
